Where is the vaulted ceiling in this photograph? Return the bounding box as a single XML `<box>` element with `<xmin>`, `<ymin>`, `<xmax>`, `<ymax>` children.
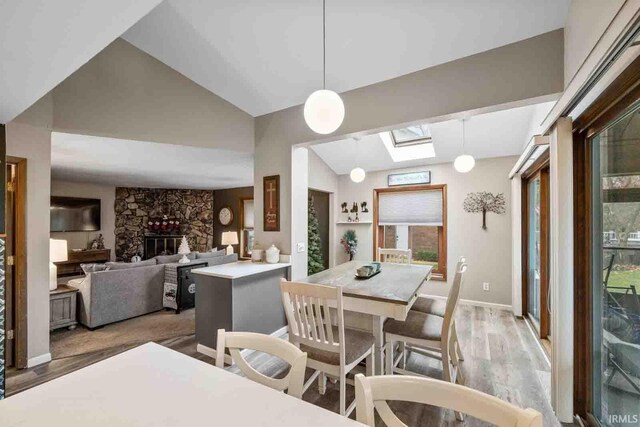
<box><xmin>0</xmin><ymin>0</ymin><xmax>162</xmax><ymax>123</ymax></box>
<box><xmin>123</xmin><ymin>0</ymin><xmax>570</xmax><ymax>116</ymax></box>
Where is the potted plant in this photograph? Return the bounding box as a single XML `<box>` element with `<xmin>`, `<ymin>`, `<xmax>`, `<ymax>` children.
<box><xmin>340</xmin><ymin>230</ymin><xmax>358</xmax><ymax>261</ymax></box>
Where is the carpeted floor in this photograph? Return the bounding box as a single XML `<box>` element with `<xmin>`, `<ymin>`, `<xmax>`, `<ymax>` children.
<box><xmin>50</xmin><ymin>309</ymin><xmax>195</xmax><ymax>359</ymax></box>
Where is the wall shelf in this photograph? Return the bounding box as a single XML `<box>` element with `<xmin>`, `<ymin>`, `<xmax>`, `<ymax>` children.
<box><xmin>336</xmin><ymin>221</ymin><xmax>373</xmax><ymax>225</ymax></box>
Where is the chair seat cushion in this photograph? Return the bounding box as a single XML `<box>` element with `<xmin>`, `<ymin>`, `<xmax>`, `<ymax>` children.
<box><xmin>300</xmin><ymin>327</ymin><xmax>374</xmax><ymax>366</ymax></box>
<box><xmin>384</xmin><ymin>311</ymin><xmax>443</xmax><ymax>341</ymax></box>
<box><xmin>411</xmin><ymin>296</ymin><xmax>447</xmax><ymax>317</ymax></box>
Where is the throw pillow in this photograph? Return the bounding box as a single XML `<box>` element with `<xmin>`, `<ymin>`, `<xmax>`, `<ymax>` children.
<box><xmin>80</xmin><ymin>263</ymin><xmax>110</xmax><ymax>274</ymax></box>
<box><xmin>196</xmin><ymin>249</ymin><xmax>225</xmax><ymax>259</ymax></box>
<box><xmin>106</xmin><ymin>259</ymin><xmax>157</xmax><ymax>270</ymax></box>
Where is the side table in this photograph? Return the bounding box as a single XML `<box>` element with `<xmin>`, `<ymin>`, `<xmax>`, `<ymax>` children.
<box><xmin>50</xmin><ymin>284</ymin><xmax>79</xmax><ymax>331</ymax></box>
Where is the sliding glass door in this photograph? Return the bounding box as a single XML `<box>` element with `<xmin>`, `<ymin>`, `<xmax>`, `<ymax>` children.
<box><xmin>523</xmin><ymin>166</ymin><xmax>550</xmax><ymax>339</ymax></box>
<box><xmin>528</xmin><ymin>176</ymin><xmax>542</xmax><ymax>326</ymax></box>
<box><xmin>590</xmin><ymin>103</ymin><xmax>640</xmax><ymax>426</ymax></box>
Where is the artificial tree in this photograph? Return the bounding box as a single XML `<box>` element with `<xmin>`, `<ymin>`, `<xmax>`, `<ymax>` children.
<box><xmin>308</xmin><ymin>197</ymin><xmax>325</xmax><ymax>274</ymax></box>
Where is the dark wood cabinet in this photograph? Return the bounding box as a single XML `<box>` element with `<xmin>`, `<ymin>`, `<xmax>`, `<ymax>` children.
<box><xmin>54</xmin><ymin>249</ymin><xmax>111</xmax><ymax>277</ymax></box>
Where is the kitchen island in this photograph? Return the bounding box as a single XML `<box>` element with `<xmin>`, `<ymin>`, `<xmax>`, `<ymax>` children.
<box><xmin>192</xmin><ymin>261</ymin><xmax>290</xmax><ymax>359</ymax></box>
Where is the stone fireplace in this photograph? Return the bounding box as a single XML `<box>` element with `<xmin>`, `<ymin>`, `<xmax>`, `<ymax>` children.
<box><xmin>115</xmin><ymin>187</ymin><xmax>214</xmax><ymax>261</ymax></box>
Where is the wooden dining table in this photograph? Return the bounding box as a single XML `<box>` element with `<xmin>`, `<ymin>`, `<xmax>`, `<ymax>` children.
<box><xmin>300</xmin><ymin>261</ymin><xmax>433</xmax><ymax>374</ymax></box>
<box><xmin>0</xmin><ymin>343</ymin><xmax>363</xmax><ymax>427</ymax></box>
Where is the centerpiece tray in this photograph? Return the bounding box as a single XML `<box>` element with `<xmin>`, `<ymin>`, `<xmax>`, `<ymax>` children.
<box><xmin>354</xmin><ymin>269</ymin><xmax>382</xmax><ymax>280</ymax></box>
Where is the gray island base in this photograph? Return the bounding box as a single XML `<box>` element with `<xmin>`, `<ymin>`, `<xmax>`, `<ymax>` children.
<box><xmin>192</xmin><ymin>261</ymin><xmax>291</xmax><ymax>359</ymax></box>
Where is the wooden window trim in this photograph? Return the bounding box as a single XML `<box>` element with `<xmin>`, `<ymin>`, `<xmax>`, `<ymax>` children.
<box><xmin>521</xmin><ymin>167</ymin><xmax>551</xmax><ymax>338</ymax></box>
<box><xmin>572</xmin><ymin>53</ymin><xmax>640</xmax><ymax>423</ymax></box>
<box><xmin>373</xmin><ymin>184</ymin><xmax>447</xmax><ymax>281</ymax></box>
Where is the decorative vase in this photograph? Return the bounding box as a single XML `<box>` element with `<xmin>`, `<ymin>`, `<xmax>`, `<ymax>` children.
<box><xmin>265</xmin><ymin>244</ymin><xmax>280</xmax><ymax>264</ymax></box>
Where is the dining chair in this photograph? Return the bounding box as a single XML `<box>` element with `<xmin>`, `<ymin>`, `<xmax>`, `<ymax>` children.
<box><xmin>215</xmin><ymin>329</ymin><xmax>307</xmax><ymax>399</ymax></box>
<box><xmin>378</xmin><ymin>248</ymin><xmax>412</xmax><ymax>264</ymax></box>
<box><xmin>280</xmin><ymin>280</ymin><xmax>375</xmax><ymax>416</ymax></box>
<box><xmin>410</xmin><ymin>256</ymin><xmax>466</xmax><ymax>364</ymax></box>
<box><xmin>382</xmin><ymin>262</ymin><xmax>467</xmax><ymax>420</ymax></box>
<box><xmin>355</xmin><ymin>374</ymin><xmax>542</xmax><ymax>427</ymax></box>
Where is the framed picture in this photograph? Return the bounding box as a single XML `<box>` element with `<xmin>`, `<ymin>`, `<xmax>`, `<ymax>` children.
<box><xmin>387</xmin><ymin>171</ymin><xmax>431</xmax><ymax>186</ymax></box>
<box><xmin>263</xmin><ymin>175</ymin><xmax>280</xmax><ymax>232</ymax></box>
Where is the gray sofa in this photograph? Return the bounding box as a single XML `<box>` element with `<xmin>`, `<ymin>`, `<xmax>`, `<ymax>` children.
<box><xmin>71</xmin><ymin>251</ymin><xmax>237</xmax><ymax>329</ymax></box>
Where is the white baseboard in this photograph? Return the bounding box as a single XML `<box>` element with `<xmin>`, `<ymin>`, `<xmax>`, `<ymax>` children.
<box><xmin>27</xmin><ymin>352</ymin><xmax>52</xmax><ymax>368</ymax></box>
<box><xmin>197</xmin><ymin>326</ymin><xmax>289</xmax><ymax>361</ymax></box>
<box><xmin>421</xmin><ymin>294</ymin><xmax>512</xmax><ymax>312</ymax></box>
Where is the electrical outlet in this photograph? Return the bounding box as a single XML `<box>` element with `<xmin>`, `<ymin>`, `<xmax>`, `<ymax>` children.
<box><xmin>483</xmin><ymin>282</ymin><xmax>490</xmax><ymax>291</ymax></box>
<box><xmin>297</xmin><ymin>242</ymin><xmax>305</xmax><ymax>253</ymax></box>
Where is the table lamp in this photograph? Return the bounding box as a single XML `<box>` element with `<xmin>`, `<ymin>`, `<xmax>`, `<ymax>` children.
<box><xmin>50</xmin><ymin>239</ymin><xmax>68</xmax><ymax>291</ymax></box>
<box><xmin>221</xmin><ymin>231</ymin><xmax>239</xmax><ymax>255</ymax></box>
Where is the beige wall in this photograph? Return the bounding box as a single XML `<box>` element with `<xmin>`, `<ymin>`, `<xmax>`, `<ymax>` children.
<box><xmin>52</xmin><ymin>38</ymin><xmax>254</xmax><ymax>152</ymax></box>
<box><xmin>50</xmin><ymin>181</ymin><xmax>116</xmax><ymax>259</ymax></box>
<box><xmin>564</xmin><ymin>0</ymin><xmax>625</xmax><ymax>87</ymax></box>
<box><xmin>254</xmin><ymin>30</ymin><xmax>564</xmax><ymax>278</ymax></box>
<box><xmin>336</xmin><ymin>156</ymin><xmax>517</xmax><ymax>306</ymax></box>
<box><xmin>6</xmin><ymin>94</ymin><xmax>54</xmax><ymax>363</ymax></box>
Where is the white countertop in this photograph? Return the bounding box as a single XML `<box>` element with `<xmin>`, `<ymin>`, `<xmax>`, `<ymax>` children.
<box><xmin>192</xmin><ymin>260</ymin><xmax>290</xmax><ymax>279</ymax></box>
<box><xmin>0</xmin><ymin>343</ymin><xmax>361</xmax><ymax>427</ymax></box>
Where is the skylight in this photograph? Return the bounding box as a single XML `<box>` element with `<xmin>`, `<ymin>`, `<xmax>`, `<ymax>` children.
<box><xmin>380</xmin><ymin>129</ymin><xmax>436</xmax><ymax>162</ymax></box>
<box><xmin>390</xmin><ymin>125</ymin><xmax>432</xmax><ymax>147</ymax></box>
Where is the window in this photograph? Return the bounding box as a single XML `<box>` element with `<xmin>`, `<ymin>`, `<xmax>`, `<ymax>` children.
<box><xmin>239</xmin><ymin>198</ymin><xmax>254</xmax><ymax>259</ymax></box>
<box><xmin>373</xmin><ymin>185</ymin><xmax>447</xmax><ymax>279</ymax></box>
<box><xmin>390</xmin><ymin>124</ymin><xmax>432</xmax><ymax>147</ymax></box>
<box><xmin>589</xmin><ymin>104</ymin><xmax>640</xmax><ymax>425</ymax></box>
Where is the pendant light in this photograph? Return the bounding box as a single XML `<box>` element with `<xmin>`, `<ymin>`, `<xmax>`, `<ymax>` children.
<box><xmin>350</xmin><ymin>138</ymin><xmax>365</xmax><ymax>183</ymax></box>
<box><xmin>454</xmin><ymin>119</ymin><xmax>475</xmax><ymax>173</ymax></box>
<box><xmin>304</xmin><ymin>0</ymin><xmax>345</xmax><ymax>134</ymax></box>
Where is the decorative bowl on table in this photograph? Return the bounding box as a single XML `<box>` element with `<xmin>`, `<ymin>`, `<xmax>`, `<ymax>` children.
<box><xmin>355</xmin><ymin>263</ymin><xmax>382</xmax><ymax>279</ymax></box>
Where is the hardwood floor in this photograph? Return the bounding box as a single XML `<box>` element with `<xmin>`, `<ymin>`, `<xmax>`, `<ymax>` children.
<box><xmin>6</xmin><ymin>306</ymin><xmax>564</xmax><ymax>426</ymax></box>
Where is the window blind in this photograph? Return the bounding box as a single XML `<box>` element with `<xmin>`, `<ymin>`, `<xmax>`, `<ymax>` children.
<box><xmin>378</xmin><ymin>190</ymin><xmax>443</xmax><ymax>226</ymax></box>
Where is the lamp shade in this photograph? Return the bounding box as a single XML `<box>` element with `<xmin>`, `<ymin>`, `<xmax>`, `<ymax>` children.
<box><xmin>350</xmin><ymin>167</ymin><xmax>366</xmax><ymax>183</ymax></box>
<box><xmin>50</xmin><ymin>239</ymin><xmax>68</xmax><ymax>263</ymax></box>
<box><xmin>454</xmin><ymin>154</ymin><xmax>475</xmax><ymax>173</ymax></box>
<box><xmin>221</xmin><ymin>231</ymin><xmax>239</xmax><ymax>246</ymax></box>
<box><xmin>304</xmin><ymin>89</ymin><xmax>345</xmax><ymax>134</ymax></box>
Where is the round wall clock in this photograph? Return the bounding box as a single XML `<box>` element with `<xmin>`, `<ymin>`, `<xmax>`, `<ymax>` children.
<box><xmin>218</xmin><ymin>206</ymin><xmax>234</xmax><ymax>226</ymax></box>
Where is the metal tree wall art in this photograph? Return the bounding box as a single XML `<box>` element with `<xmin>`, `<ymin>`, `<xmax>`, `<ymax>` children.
<box><xmin>463</xmin><ymin>192</ymin><xmax>506</xmax><ymax>230</ymax></box>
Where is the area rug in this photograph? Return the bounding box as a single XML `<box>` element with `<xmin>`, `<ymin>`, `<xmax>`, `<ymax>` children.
<box><xmin>50</xmin><ymin>309</ymin><xmax>195</xmax><ymax>359</ymax></box>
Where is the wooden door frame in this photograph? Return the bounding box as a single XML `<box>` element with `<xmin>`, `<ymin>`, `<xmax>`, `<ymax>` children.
<box><xmin>572</xmin><ymin>54</ymin><xmax>640</xmax><ymax>423</ymax></box>
<box><xmin>521</xmin><ymin>157</ymin><xmax>551</xmax><ymax>338</ymax></box>
<box><xmin>372</xmin><ymin>184</ymin><xmax>447</xmax><ymax>281</ymax></box>
<box><xmin>6</xmin><ymin>156</ymin><xmax>28</xmax><ymax>369</ymax></box>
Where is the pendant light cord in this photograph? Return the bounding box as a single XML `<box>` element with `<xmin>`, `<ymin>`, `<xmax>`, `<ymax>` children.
<box><xmin>323</xmin><ymin>0</ymin><xmax>326</xmax><ymax>90</ymax></box>
<box><xmin>462</xmin><ymin>118</ymin><xmax>466</xmax><ymax>153</ymax></box>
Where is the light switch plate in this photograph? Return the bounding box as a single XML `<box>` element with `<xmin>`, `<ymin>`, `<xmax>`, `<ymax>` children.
<box><xmin>297</xmin><ymin>242</ymin><xmax>305</xmax><ymax>253</ymax></box>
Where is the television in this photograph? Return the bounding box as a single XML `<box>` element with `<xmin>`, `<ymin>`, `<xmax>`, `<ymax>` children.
<box><xmin>50</xmin><ymin>196</ymin><xmax>101</xmax><ymax>232</ymax></box>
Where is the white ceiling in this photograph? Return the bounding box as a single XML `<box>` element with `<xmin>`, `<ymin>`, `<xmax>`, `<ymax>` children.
<box><xmin>123</xmin><ymin>0</ymin><xmax>570</xmax><ymax>116</ymax></box>
<box><xmin>310</xmin><ymin>102</ymin><xmax>555</xmax><ymax>175</ymax></box>
<box><xmin>0</xmin><ymin>0</ymin><xmax>162</xmax><ymax>123</ymax></box>
<box><xmin>51</xmin><ymin>133</ymin><xmax>254</xmax><ymax>190</ymax></box>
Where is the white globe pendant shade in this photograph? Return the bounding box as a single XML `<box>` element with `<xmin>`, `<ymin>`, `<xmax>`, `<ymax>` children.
<box><xmin>304</xmin><ymin>89</ymin><xmax>345</xmax><ymax>134</ymax></box>
<box><xmin>350</xmin><ymin>167</ymin><xmax>366</xmax><ymax>183</ymax></box>
<box><xmin>454</xmin><ymin>154</ymin><xmax>475</xmax><ymax>173</ymax></box>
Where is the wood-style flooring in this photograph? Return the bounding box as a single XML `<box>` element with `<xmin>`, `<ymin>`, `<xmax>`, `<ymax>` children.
<box><xmin>6</xmin><ymin>305</ymin><xmax>563</xmax><ymax>426</ymax></box>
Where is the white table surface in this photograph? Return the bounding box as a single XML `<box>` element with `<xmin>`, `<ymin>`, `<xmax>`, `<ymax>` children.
<box><xmin>0</xmin><ymin>342</ymin><xmax>362</xmax><ymax>427</ymax></box>
<box><xmin>191</xmin><ymin>260</ymin><xmax>290</xmax><ymax>279</ymax></box>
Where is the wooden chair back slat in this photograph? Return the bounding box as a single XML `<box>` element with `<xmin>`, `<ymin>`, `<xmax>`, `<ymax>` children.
<box><xmin>355</xmin><ymin>374</ymin><xmax>542</xmax><ymax>427</ymax></box>
<box><xmin>378</xmin><ymin>248</ymin><xmax>412</xmax><ymax>264</ymax></box>
<box><xmin>281</xmin><ymin>280</ymin><xmax>343</xmax><ymax>355</ymax></box>
<box><xmin>216</xmin><ymin>330</ymin><xmax>307</xmax><ymax>399</ymax></box>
